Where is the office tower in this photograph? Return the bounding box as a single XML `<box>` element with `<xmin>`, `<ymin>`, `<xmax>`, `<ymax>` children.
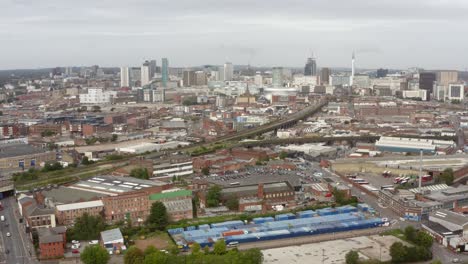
<box><xmin>272</xmin><ymin>67</ymin><xmax>283</xmax><ymax>87</ymax></box>
<box><xmin>350</xmin><ymin>51</ymin><xmax>355</xmax><ymax>86</ymax></box>
<box><xmin>437</xmin><ymin>71</ymin><xmax>458</xmax><ymax>87</ymax></box>
<box><xmin>419</xmin><ymin>72</ymin><xmax>436</xmax><ymax>100</ymax></box>
<box><xmin>120</xmin><ymin>67</ymin><xmax>130</xmax><ymax>87</ymax></box>
<box><xmin>183</xmin><ymin>70</ymin><xmax>196</xmax><ymax>87</ymax></box>
<box><xmin>224</xmin><ymin>62</ymin><xmax>233</xmax><ymax>81</ymax></box>
<box><xmin>304</xmin><ymin>56</ymin><xmax>317</xmax><ymax>76</ymax></box>
<box><xmin>161</xmin><ymin>58</ymin><xmax>169</xmax><ymax>87</ymax></box>
<box><xmin>141</xmin><ymin>61</ymin><xmax>151</xmax><ymax>86</ymax></box>
<box><xmin>217</xmin><ymin>66</ymin><xmax>225</xmax><ymax>81</ymax></box>
<box><xmin>254</xmin><ymin>74</ymin><xmax>263</xmax><ymax>86</ymax></box>
<box><xmin>448</xmin><ymin>83</ymin><xmax>464</xmax><ymax>101</ymax></box>
<box><xmin>149</xmin><ymin>60</ymin><xmax>157</xmax><ymax>78</ymax></box>
<box><xmin>65</xmin><ymin>67</ymin><xmax>73</xmax><ymax>76</ymax></box>
<box><xmin>130</xmin><ymin>67</ymin><xmax>141</xmax><ymax>87</ymax></box>
<box><xmin>376</xmin><ymin>68</ymin><xmax>388</xmax><ymax>78</ymax></box>
<box><xmin>320</xmin><ymin>68</ymin><xmax>331</xmax><ymax>85</ymax></box>
<box><xmin>195</xmin><ymin>71</ymin><xmax>207</xmax><ymax>86</ymax></box>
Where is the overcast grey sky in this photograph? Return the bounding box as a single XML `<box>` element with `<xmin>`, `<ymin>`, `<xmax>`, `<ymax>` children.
<box><xmin>1</xmin><ymin>0</ymin><xmax>467</xmax><ymax>70</ymax></box>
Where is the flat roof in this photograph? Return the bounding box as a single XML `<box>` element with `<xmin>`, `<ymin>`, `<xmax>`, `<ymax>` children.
<box><xmin>0</xmin><ymin>143</ymin><xmax>49</xmax><ymax>159</ymax></box>
<box><xmin>70</xmin><ymin>175</ymin><xmax>166</xmax><ymax>195</ymax></box>
<box><xmin>56</xmin><ymin>200</ymin><xmax>104</xmax><ymax>211</ymax></box>
<box><xmin>101</xmin><ymin>228</ymin><xmax>123</xmax><ymax>243</ymax></box>
<box><xmin>149</xmin><ymin>190</ymin><xmax>192</xmax><ymax>201</ymax></box>
<box><xmin>41</xmin><ymin>186</ymin><xmax>108</xmax><ymax>204</ymax></box>
<box><xmin>429</xmin><ymin>209</ymin><xmax>468</xmax><ymax>228</ymax></box>
<box><xmin>163</xmin><ymin>199</ymin><xmax>192</xmax><ymax>212</ymax></box>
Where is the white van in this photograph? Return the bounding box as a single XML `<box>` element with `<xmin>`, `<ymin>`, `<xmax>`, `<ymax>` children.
<box><xmin>1</xmin><ymin>215</ymin><xmax>4</xmax><ymax>221</ymax></box>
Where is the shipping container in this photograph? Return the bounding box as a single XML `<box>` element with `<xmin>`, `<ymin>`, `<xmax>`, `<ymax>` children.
<box><xmin>222</xmin><ymin>230</ymin><xmax>246</xmax><ymax>237</ymax></box>
<box><xmin>253</xmin><ymin>217</ymin><xmax>275</xmax><ymax>224</ymax></box>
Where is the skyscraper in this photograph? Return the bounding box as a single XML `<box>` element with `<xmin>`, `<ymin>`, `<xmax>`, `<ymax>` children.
<box><xmin>149</xmin><ymin>60</ymin><xmax>157</xmax><ymax>79</ymax></box>
<box><xmin>350</xmin><ymin>51</ymin><xmax>355</xmax><ymax>86</ymax></box>
<box><xmin>304</xmin><ymin>56</ymin><xmax>317</xmax><ymax>76</ymax></box>
<box><xmin>437</xmin><ymin>71</ymin><xmax>458</xmax><ymax>87</ymax></box>
<box><xmin>319</xmin><ymin>68</ymin><xmax>331</xmax><ymax>85</ymax></box>
<box><xmin>183</xmin><ymin>70</ymin><xmax>196</xmax><ymax>87</ymax></box>
<box><xmin>419</xmin><ymin>72</ymin><xmax>436</xmax><ymax>101</ymax></box>
<box><xmin>141</xmin><ymin>61</ymin><xmax>151</xmax><ymax>86</ymax></box>
<box><xmin>161</xmin><ymin>58</ymin><xmax>169</xmax><ymax>87</ymax></box>
<box><xmin>272</xmin><ymin>67</ymin><xmax>283</xmax><ymax>87</ymax></box>
<box><xmin>120</xmin><ymin>67</ymin><xmax>130</xmax><ymax>87</ymax></box>
<box><xmin>224</xmin><ymin>62</ymin><xmax>233</xmax><ymax>81</ymax></box>
<box><xmin>130</xmin><ymin>67</ymin><xmax>141</xmax><ymax>87</ymax></box>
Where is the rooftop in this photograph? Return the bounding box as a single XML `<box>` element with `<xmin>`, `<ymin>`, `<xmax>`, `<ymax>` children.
<box><xmin>162</xmin><ymin>198</ymin><xmax>192</xmax><ymax>213</ymax></box>
<box><xmin>56</xmin><ymin>200</ymin><xmax>104</xmax><ymax>212</ymax></box>
<box><xmin>149</xmin><ymin>190</ymin><xmax>192</xmax><ymax>201</ymax></box>
<box><xmin>38</xmin><ymin>226</ymin><xmax>67</xmax><ymax>244</ymax></box>
<box><xmin>429</xmin><ymin>209</ymin><xmax>468</xmax><ymax>229</ymax></box>
<box><xmin>41</xmin><ymin>186</ymin><xmax>107</xmax><ymax>204</ymax></box>
<box><xmin>101</xmin><ymin>228</ymin><xmax>123</xmax><ymax>243</ymax></box>
<box><xmin>70</xmin><ymin>175</ymin><xmax>166</xmax><ymax>196</ymax></box>
<box><xmin>0</xmin><ymin>143</ymin><xmax>49</xmax><ymax>159</ymax></box>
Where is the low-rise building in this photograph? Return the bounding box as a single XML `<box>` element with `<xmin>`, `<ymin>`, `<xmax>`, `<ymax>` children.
<box><xmin>148</xmin><ymin>189</ymin><xmax>193</xmax><ymax>221</ymax></box>
<box><xmin>56</xmin><ymin>200</ymin><xmax>104</xmax><ymax>226</ymax></box>
<box><xmin>38</xmin><ymin>226</ymin><xmax>67</xmax><ymax>260</ymax></box>
<box><xmin>100</xmin><ymin>228</ymin><xmax>124</xmax><ymax>254</ymax></box>
<box><xmin>0</xmin><ymin>142</ymin><xmax>56</xmax><ymax>170</ymax></box>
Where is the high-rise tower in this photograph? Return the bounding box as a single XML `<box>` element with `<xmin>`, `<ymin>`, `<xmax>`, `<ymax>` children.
<box><xmin>304</xmin><ymin>54</ymin><xmax>317</xmax><ymax>76</ymax></box>
<box><xmin>120</xmin><ymin>67</ymin><xmax>130</xmax><ymax>87</ymax></box>
<box><xmin>161</xmin><ymin>58</ymin><xmax>169</xmax><ymax>87</ymax></box>
<box><xmin>350</xmin><ymin>51</ymin><xmax>355</xmax><ymax>86</ymax></box>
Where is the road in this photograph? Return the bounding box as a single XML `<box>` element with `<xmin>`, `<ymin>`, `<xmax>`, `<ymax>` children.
<box><xmin>0</xmin><ymin>196</ymin><xmax>38</xmax><ymax>264</ymax></box>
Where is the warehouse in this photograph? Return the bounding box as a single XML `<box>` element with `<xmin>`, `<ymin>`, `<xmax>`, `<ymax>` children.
<box><xmin>375</xmin><ymin>136</ymin><xmax>455</xmax><ymax>154</ymax></box>
<box><xmin>168</xmin><ymin>205</ymin><xmax>385</xmax><ymax>249</ymax></box>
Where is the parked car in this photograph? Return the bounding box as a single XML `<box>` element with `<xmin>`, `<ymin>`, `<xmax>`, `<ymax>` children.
<box><xmin>6</xmin><ymin>232</ymin><xmax>11</xmax><ymax>237</ymax></box>
<box><xmin>72</xmin><ymin>249</ymin><xmax>80</xmax><ymax>254</ymax></box>
<box><xmin>72</xmin><ymin>240</ymin><xmax>80</xmax><ymax>244</ymax></box>
<box><xmin>71</xmin><ymin>243</ymin><xmax>80</xmax><ymax>249</ymax></box>
<box><xmin>89</xmin><ymin>240</ymin><xmax>99</xmax><ymax>245</ymax></box>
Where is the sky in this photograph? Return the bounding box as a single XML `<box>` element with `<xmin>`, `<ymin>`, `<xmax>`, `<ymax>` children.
<box><xmin>1</xmin><ymin>0</ymin><xmax>468</xmax><ymax>70</ymax></box>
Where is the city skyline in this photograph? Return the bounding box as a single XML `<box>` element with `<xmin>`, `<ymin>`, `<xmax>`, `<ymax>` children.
<box><xmin>1</xmin><ymin>0</ymin><xmax>468</xmax><ymax>70</ymax></box>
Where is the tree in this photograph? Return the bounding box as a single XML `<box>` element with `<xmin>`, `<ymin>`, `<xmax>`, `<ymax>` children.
<box><xmin>124</xmin><ymin>246</ymin><xmax>144</xmax><ymax>264</ymax></box>
<box><xmin>92</xmin><ymin>105</ymin><xmax>101</xmax><ymax>112</ymax></box>
<box><xmin>241</xmin><ymin>248</ymin><xmax>263</xmax><ymax>264</ymax></box>
<box><xmin>69</xmin><ymin>213</ymin><xmax>106</xmax><ymax>241</ymax></box>
<box><xmin>439</xmin><ymin>168</ymin><xmax>454</xmax><ymax>185</ymax></box>
<box><xmin>192</xmin><ymin>242</ymin><xmax>201</xmax><ymax>253</ymax></box>
<box><xmin>147</xmin><ymin>201</ymin><xmax>169</xmax><ymax>231</ymax></box>
<box><xmin>144</xmin><ymin>245</ymin><xmax>158</xmax><ymax>256</ymax></box>
<box><xmin>345</xmin><ymin>250</ymin><xmax>359</xmax><ymax>264</ymax></box>
<box><xmin>390</xmin><ymin>242</ymin><xmax>407</xmax><ymax>263</ymax></box>
<box><xmin>279</xmin><ymin>151</ymin><xmax>288</xmax><ymax>159</ymax></box>
<box><xmin>144</xmin><ymin>251</ymin><xmax>171</xmax><ymax>264</ymax></box>
<box><xmin>415</xmin><ymin>231</ymin><xmax>433</xmax><ymax>249</ymax></box>
<box><xmin>213</xmin><ymin>240</ymin><xmax>226</xmax><ymax>255</ymax></box>
<box><xmin>130</xmin><ymin>168</ymin><xmax>149</xmax><ymax>180</ymax></box>
<box><xmin>203</xmin><ymin>245</ymin><xmax>210</xmax><ymax>254</ymax></box>
<box><xmin>81</xmin><ymin>245</ymin><xmax>110</xmax><ymax>264</ymax></box>
<box><xmin>404</xmin><ymin>226</ymin><xmax>417</xmax><ymax>242</ymax></box>
<box><xmin>82</xmin><ymin>156</ymin><xmax>94</xmax><ymax>165</ymax></box>
<box><xmin>111</xmin><ymin>134</ymin><xmax>118</xmax><ymax>142</ymax></box>
<box><xmin>332</xmin><ymin>187</ymin><xmax>346</xmax><ymax>204</ymax></box>
<box><xmin>431</xmin><ymin>260</ymin><xmax>442</xmax><ymax>264</ymax></box>
<box><xmin>206</xmin><ymin>185</ymin><xmax>222</xmax><ymax>207</ymax></box>
<box><xmin>201</xmin><ymin>167</ymin><xmax>210</xmax><ymax>176</ymax></box>
<box><xmin>41</xmin><ymin>130</ymin><xmax>56</xmax><ymax>137</ymax></box>
<box><xmin>226</xmin><ymin>198</ymin><xmax>239</xmax><ymax>211</ymax></box>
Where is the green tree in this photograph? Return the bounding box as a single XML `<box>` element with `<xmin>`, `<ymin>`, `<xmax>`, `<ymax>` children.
<box><xmin>144</xmin><ymin>245</ymin><xmax>158</xmax><ymax>256</ymax></box>
<box><xmin>92</xmin><ymin>105</ymin><xmax>101</xmax><ymax>112</ymax></box>
<box><xmin>111</xmin><ymin>134</ymin><xmax>118</xmax><ymax>142</ymax></box>
<box><xmin>169</xmin><ymin>245</ymin><xmax>180</xmax><ymax>255</ymax></box>
<box><xmin>124</xmin><ymin>246</ymin><xmax>144</xmax><ymax>264</ymax></box>
<box><xmin>82</xmin><ymin>156</ymin><xmax>94</xmax><ymax>165</ymax></box>
<box><xmin>41</xmin><ymin>130</ymin><xmax>56</xmax><ymax>137</ymax></box>
<box><xmin>147</xmin><ymin>201</ymin><xmax>169</xmax><ymax>231</ymax></box>
<box><xmin>192</xmin><ymin>242</ymin><xmax>201</xmax><ymax>254</ymax></box>
<box><xmin>390</xmin><ymin>242</ymin><xmax>407</xmax><ymax>263</ymax></box>
<box><xmin>81</xmin><ymin>245</ymin><xmax>110</xmax><ymax>264</ymax></box>
<box><xmin>213</xmin><ymin>240</ymin><xmax>226</xmax><ymax>255</ymax></box>
<box><xmin>69</xmin><ymin>213</ymin><xmax>106</xmax><ymax>241</ymax></box>
<box><xmin>415</xmin><ymin>231</ymin><xmax>433</xmax><ymax>248</ymax></box>
<box><xmin>201</xmin><ymin>167</ymin><xmax>210</xmax><ymax>176</ymax></box>
<box><xmin>144</xmin><ymin>251</ymin><xmax>171</xmax><ymax>264</ymax></box>
<box><xmin>404</xmin><ymin>226</ymin><xmax>417</xmax><ymax>242</ymax></box>
<box><xmin>226</xmin><ymin>198</ymin><xmax>239</xmax><ymax>211</ymax></box>
<box><xmin>206</xmin><ymin>185</ymin><xmax>222</xmax><ymax>207</ymax></box>
<box><xmin>431</xmin><ymin>260</ymin><xmax>442</xmax><ymax>264</ymax></box>
<box><xmin>240</xmin><ymin>248</ymin><xmax>263</xmax><ymax>264</ymax></box>
<box><xmin>439</xmin><ymin>168</ymin><xmax>454</xmax><ymax>185</ymax></box>
<box><xmin>279</xmin><ymin>151</ymin><xmax>288</xmax><ymax>159</ymax></box>
<box><xmin>345</xmin><ymin>250</ymin><xmax>359</xmax><ymax>264</ymax></box>
<box><xmin>203</xmin><ymin>245</ymin><xmax>210</xmax><ymax>254</ymax></box>
<box><xmin>130</xmin><ymin>168</ymin><xmax>149</xmax><ymax>180</ymax></box>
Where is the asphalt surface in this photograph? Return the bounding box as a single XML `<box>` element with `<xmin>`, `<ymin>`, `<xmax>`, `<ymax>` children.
<box><xmin>0</xmin><ymin>196</ymin><xmax>37</xmax><ymax>264</ymax></box>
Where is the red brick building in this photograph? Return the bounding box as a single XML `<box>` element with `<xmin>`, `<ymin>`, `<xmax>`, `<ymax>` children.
<box><xmin>38</xmin><ymin>226</ymin><xmax>67</xmax><ymax>259</ymax></box>
<box><xmin>82</xmin><ymin>124</ymin><xmax>113</xmax><ymax>137</ymax></box>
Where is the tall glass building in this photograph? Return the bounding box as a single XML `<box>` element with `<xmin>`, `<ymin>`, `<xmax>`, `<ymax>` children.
<box><xmin>161</xmin><ymin>58</ymin><xmax>169</xmax><ymax>87</ymax></box>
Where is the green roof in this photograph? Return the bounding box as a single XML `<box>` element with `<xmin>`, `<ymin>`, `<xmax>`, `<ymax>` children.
<box><xmin>149</xmin><ymin>190</ymin><xmax>192</xmax><ymax>200</ymax></box>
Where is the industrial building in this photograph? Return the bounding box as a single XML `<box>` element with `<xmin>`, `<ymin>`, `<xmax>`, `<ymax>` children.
<box><xmin>375</xmin><ymin>136</ymin><xmax>455</xmax><ymax>154</ymax></box>
<box><xmin>169</xmin><ymin>205</ymin><xmax>384</xmax><ymax>249</ymax></box>
<box><xmin>0</xmin><ymin>142</ymin><xmax>56</xmax><ymax>170</ymax></box>
<box><xmin>422</xmin><ymin>209</ymin><xmax>468</xmax><ymax>252</ymax></box>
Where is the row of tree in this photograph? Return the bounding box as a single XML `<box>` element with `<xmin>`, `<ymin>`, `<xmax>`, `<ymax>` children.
<box><xmin>390</xmin><ymin>226</ymin><xmax>434</xmax><ymax>263</ymax></box>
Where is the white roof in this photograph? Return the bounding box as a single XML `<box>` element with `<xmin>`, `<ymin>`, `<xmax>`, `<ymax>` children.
<box><xmin>56</xmin><ymin>200</ymin><xmax>104</xmax><ymax>211</ymax></box>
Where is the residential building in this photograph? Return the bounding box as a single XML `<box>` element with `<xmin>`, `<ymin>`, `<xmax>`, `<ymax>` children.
<box><xmin>161</xmin><ymin>58</ymin><xmax>169</xmax><ymax>87</ymax></box>
<box><xmin>153</xmin><ymin>159</ymin><xmax>193</xmax><ymax>178</ymax></box>
<box><xmin>120</xmin><ymin>67</ymin><xmax>130</xmax><ymax>87</ymax></box>
<box><xmin>448</xmin><ymin>83</ymin><xmax>464</xmax><ymax>101</ymax></box>
<box><xmin>224</xmin><ymin>62</ymin><xmax>234</xmax><ymax>81</ymax></box>
<box><xmin>437</xmin><ymin>71</ymin><xmax>458</xmax><ymax>87</ymax></box>
<box><xmin>320</xmin><ymin>68</ymin><xmax>331</xmax><ymax>85</ymax></box>
<box><xmin>183</xmin><ymin>70</ymin><xmax>196</xmax><ymax>87</ymax></box>
<box><xmin>141</xmin><ymin>61</ymin><xmax>151</xmax><ymax>86</ymax></box>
